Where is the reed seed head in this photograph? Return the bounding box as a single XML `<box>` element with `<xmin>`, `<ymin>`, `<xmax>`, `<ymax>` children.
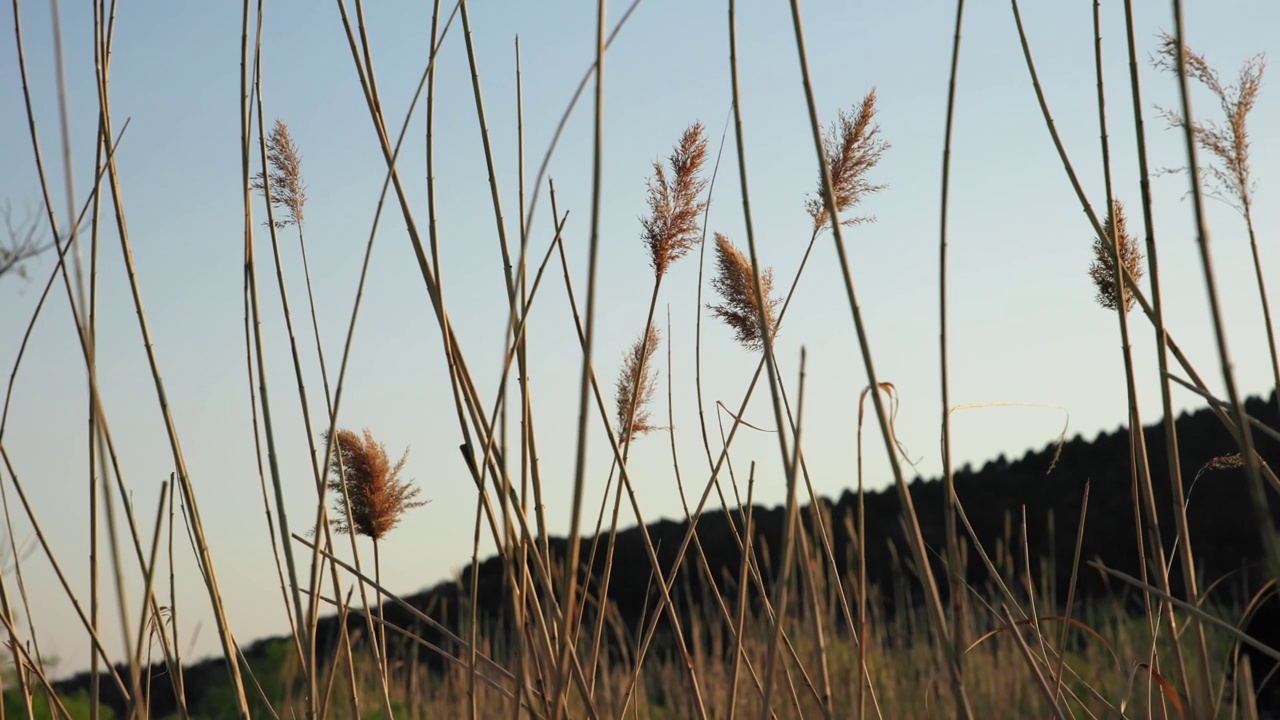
<box><xmin>1088</xmin><ymin>200</ymin><xmax>1144</xmax><ymax>313</ymax></box>
<box><xmin>641</xmin><ymin>123</ymin><xmax>710</xmax><ymax>278</ymax></box>
<box><xmin>326</xmin><ymin>428</ymin><xmax>426</xmax><ymax>541</ymax></box>
<box><xmin>1153</xmin><ymin>33</ymin><xmax>1264</xmax><ymax>215</ymax></box>
<box><xmin>805</xmin><ymin>88</ymin><xmax>888</xmax><ymax>232</ymax></box>
<box><xmin>252</xmin><ymin>119</ymin><xmax>308</xmax><ymax>228</ymax></box>
<box><xmin>708</xmin><ymin>234</ymin><xmax>780</xmax><ymax>351</ymax></box>
<box><xmin>1205</xmin><ymin>453</ymin><xmax>1244</xmax><ymax>471</ymax></box>
<box><xmin>615</xmin><ymin>327</ymin><xmax>660</xmax><ymax>442</ymax></box>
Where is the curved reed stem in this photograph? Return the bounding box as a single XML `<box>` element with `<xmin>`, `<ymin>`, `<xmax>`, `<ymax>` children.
<box><xmin>783</xmin><ymin>2</ymin><xmax>973</xmax><ymax>716</ymax></box>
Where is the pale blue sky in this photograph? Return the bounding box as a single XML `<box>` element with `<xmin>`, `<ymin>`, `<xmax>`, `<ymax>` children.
<box><xmin>2</xmin><ymin>0</ymin><xmax>1277</xmax><ymax>677</ymax></box>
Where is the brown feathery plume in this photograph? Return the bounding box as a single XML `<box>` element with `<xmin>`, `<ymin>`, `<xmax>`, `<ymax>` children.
<box><xmin>1153</xmin><ymin>33</ymin><xmax>1263</xmax><ymax>214</ymax></box>
<box><xmin>1088</xmin><ymin>200</ymin><xmax>1145</xmax><ymax>312</ymax></box>
<box><xmin>615</xmin><ymin>327</ymin><xmax>661</xmax><ymax>441</ymax></box>
<box><xmin>641</xmin><ymin>123</ymin><xmax>710</xmax><ymax>278</ymax></box>
<box><xmin>252</xmin><ymin>119</ymin><xmax>308</xmax><ymax>228</ymax></box>
<box><xmin>805</xmin><ymin>88</ymin><xmax>889</xmax><ymax>232</ymax></box>
<box><xmin>708</xmin><ymin>234</ymin><xmax>781</xmax><ymax>351</ymax></box>
<box><xmin>326</xmin><ymin>428</ymin><xmax>426</xmax><ymax>540</ymax></box>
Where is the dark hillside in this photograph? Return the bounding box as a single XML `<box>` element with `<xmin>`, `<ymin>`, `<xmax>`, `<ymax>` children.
<box><xmin>57</xmin><ymin>391</ymin><xmax>1280</xmax><ymax>717</ymax></box>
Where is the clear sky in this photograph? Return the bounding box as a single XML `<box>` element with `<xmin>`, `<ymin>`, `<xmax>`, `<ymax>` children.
<box><xmin>2</xmin><ymin>0</ymin><xmax>1277</xmax><ymax>678</ymax></box>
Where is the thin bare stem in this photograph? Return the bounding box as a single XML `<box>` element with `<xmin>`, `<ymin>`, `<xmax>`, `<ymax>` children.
<box><xmin>783</xmin><ymin>2</ymin><xmax>973</xmax><ymax>716</ymax></box>
<box><xmin>1168</xmin><ymin>0</ymin><xmax>1279</xmax><ymax>576</ymax></box>
<box><xmin>937</xmin><ymin>0</ymin><xmax>968</xmax><ymax>699</ymax></box>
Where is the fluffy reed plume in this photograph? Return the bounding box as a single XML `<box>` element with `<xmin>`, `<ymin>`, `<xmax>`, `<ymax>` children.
<box><xmin>642</xmin><ymin>123</ymin><xmax>710</xmax><ymax>278</ymax></box>
<box><xmin>708</xmin><ymin>234</ymin><xmax>781</xmax><ymax>351</ymax></box>
<box><xmin>1088</xmin><ymin>201</ymin><xmax>1144</xmax><ymax>312</ymax></box>
<box><xmin>252</xmin><ymin>119</ymin><xmax>308</xmax><ymax>228</ymax></box>
<box><xmin>805</xmin><ymin>88</ymin><xmax>889</xmax><ymax>232</ymax></box>
<box><xmin>1153</xmin><ymin>33</ymin><xmax>1263</xmax><ymax>214</ymax></box>
<box><xmin>326</xmin><ymin>428</ymin><xmax>426</xmax><ymax>540</ymax></box>
<box><xmin>615</xmin><ymin>327</ymin><xmax>661</xmax><ymax>442</ymax></box>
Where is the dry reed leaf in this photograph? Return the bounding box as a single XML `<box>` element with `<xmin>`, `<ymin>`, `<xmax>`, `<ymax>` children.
<box><xmin>1121</xmin><ymin>662</ymin><xmax>1186</xmax><ymax>720</ymax></box>
<box><xmin>707</xmin><ymin>234</ymin><xmax>780</xmax><ymax>352</ymax></box>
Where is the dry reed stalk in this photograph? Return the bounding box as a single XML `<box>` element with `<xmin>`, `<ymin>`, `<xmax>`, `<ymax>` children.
<box><xmin>783</xmin><ymin>4</ymin><xmax>975</xmax><ymax>715</ymax></box>
<box><xmin>1154</xmin><ymin>32</ymin><xmax>1280</xmax><ymax>427</ymax></box>
<box><xmin>708</xmin><ymin>234</ymin><xmax>780</xmax><ymax>352</ymax></box>
<box><xmin>619</xmin><ymin>85</ymin><xmax>892</xmax><ymax>720</ymax></box>
<box><xmin>649</xmin><ymin>95</ymin><xmax>889</xmax><ymax>710</ymax></box>
<box><xmin>30</xmin><ymin>0</ymin><xmax>260</xmax><ymax>710</ymax></box>
<box><xmin>937</xmin><ymin>7</ymin><xmax>968</xmax><ymax>704</ymax></box>
<box><xmin>547</xmin><ymin>172</ymin><xmax>717</xmax><ymax>720</ymax></box>
<box><xmin>1120</xmin><ymin>2</ymin><xmax>1215</xmax><ymax>707</ymax></box>
<box><xmin>1088</xmin><ymin>200</ymin><xmax>1145</xmax><ymax>313</ymax></box>
<box><xmin>324</xmin><ymin>427</ymin><xmax>425</xmax><ymax>696</ymax></box>
<box><xmin>1007</xmin><ymin>12</ymin><xmax>1279</xmax><ymax>712</ymax></box>
<box><xmin>242</xmin><ymin>23</ymin><xmax>329</xmax><ymax>713</ymax></box>
<box><xmin>618</xmin><ymin>79</ymin><xmax>889</xmax><ymax>714</ymax></box>
<box><xmin>1094</xmin><ymin>15</ymin><xmax>1187</xmax><ymax>696</ymax></box>
<box><xmin>589</xmin><ymin>122</ymin><xmax>710</xmax><ymax>705</ymax></box>
<box><xmin>1165</xmin><ymin>0</ymin><xmax>1280</xmax><ymax>584</ymax></box>
<box><xmin>1004</xmin><ymin>0</ymin><xmax>1280</xmax><ymax>509</ymax></box>
<box><xmin>621</xmin><ymin>87</ymin><xmax>890</xmax><ymax>717</ymax></box>
<box><xmin>329</xmin><ymin>7</ymin><xmax>543</xmax><ymax>716</ymax></box>
<box><xmin>15</xmin><ymin>0</ymin><xmax>186</xmax><ymax>710</ymax></box>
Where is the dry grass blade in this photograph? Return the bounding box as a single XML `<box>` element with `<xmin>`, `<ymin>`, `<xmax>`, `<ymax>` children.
<box><xmin>642</xmin><ymin>122</ymin><xmax>709</xmax><ymax>278</ymax></box>
<box><xmin>1121</xmin><ymin>662</ymin><xmax>1187</xmax><ymax>720</ymax></box>
<box><xmin>1088</xmin><ymin>200</ymin><xmax>1144</xmax><ymax>312</ymax></box>
<box><xmin>708</xmin><ymin>234</ymin><xmax>780</xmax><ymax>351</ymax></box>
<box><xmin>615</xmin><ymin>327</ymin><xmax>660</xmax><ymax>442</ymax></box>
<box><xmin>805</xmin><ymin>89</ymin><xmax>888</xmax><ymax>232</ymax></box>
<box><xmin>964</xmin><ymin>615</ymin><xmax>1118</xmax><ymax>665</ymax></box>
<box><xmin>251</xmin><ymin>119</ymin><xmax>307</xmax><ymax>228</ymax></box>
<box><xmin>325</xmin><ymin>428</ymin><xmax>427</xmax><ymax>540</ymax></box>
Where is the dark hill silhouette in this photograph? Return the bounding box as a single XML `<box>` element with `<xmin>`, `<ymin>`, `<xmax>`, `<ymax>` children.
<box><xmin>56</xmin><ymin>391</ymin><xmax>1280</xmax><ymax>717</ymax></box>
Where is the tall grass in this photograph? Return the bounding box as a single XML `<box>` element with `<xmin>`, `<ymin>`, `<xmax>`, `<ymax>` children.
<box><xmin>2</xmin><ymin>0</ymin><xmax>1278</xmax><ymax>718</ymax></box>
